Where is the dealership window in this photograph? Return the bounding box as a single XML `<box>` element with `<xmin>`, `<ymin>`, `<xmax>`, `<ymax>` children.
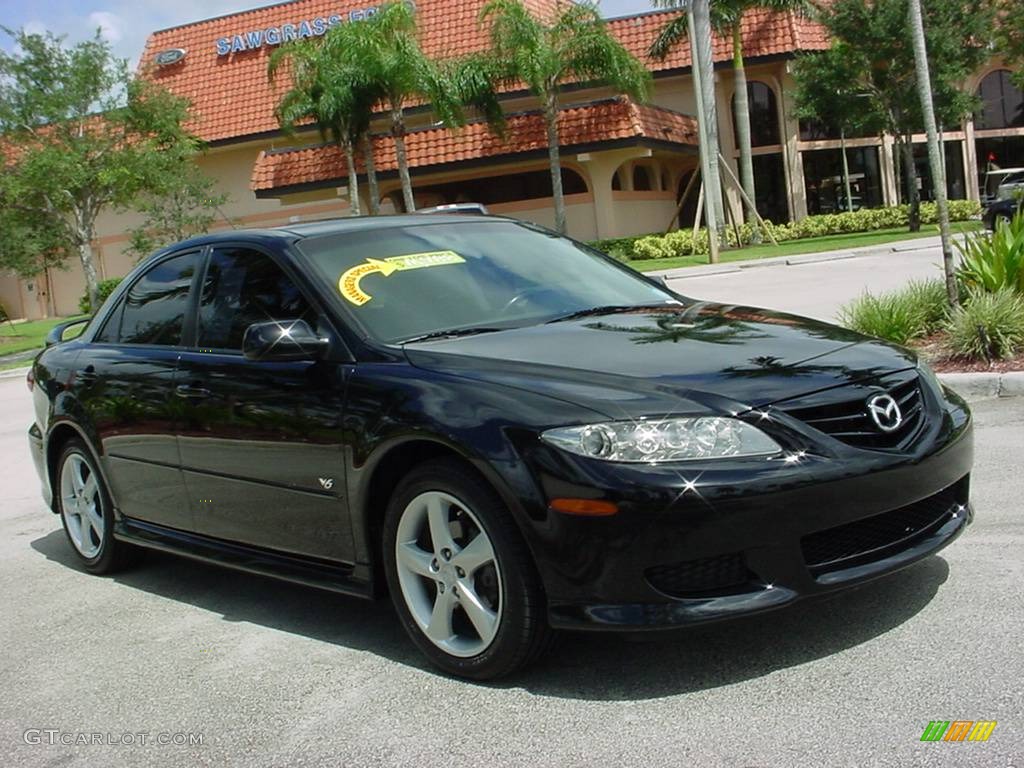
<box><xmin>733</xmin><ymin>81</ymin><xmax>780</xmax><ymax>147</ymax></box>
<box><xmin>752</xmin><ymin>154</ymin><xmax>788</xmax><ymax>223</ymax></box>
<box><xmin>632</xmin><ymin>165</ymin><xmax>653</xmax><ymax>191</ymax></box>
<box><xmin>890</xmin><ymin>141</ymin><xmax>969</xmax><ymax>204</ymax></box>
<box><xmin>802</xmin><ymin>146</ymin><xmax>884</xmax><ymax>215</ymax></box>
<box><xmin>977</xmin><ymin>135</ymin><xmax>1024</xmax><ymax>198</ymax></box>
<box><xmin>975</xmin><ymin>70</ymin><xmax>1024</xmax><ymax>130</ymax></box>
<box><xmin>407</xmin><ymin>168</ymin><xmax>588</xmax><ymax>211</ymax></box>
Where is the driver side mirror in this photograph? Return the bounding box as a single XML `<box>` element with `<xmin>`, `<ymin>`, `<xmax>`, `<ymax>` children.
<box><xmin>242</xmin><ymin>320</ymin><xmax>330</xmax><ymax>362</ymax></box>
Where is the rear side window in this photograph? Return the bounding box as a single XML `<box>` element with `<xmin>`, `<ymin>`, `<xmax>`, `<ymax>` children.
<box><xmin>98</xmin><ymin>251</ymin><xmax>201</xmax><ymax>346</ymax></box>
<box><xmin>196</xmin><ymin>247</ymin><xmax>314</xmax><ymax>352</ymax></box>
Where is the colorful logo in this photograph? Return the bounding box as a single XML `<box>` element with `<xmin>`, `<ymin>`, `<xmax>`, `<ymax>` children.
<box><xmin>920</xmin><ymin>720</ymin><xmax>997</xmax><ymax>742</ymax></box>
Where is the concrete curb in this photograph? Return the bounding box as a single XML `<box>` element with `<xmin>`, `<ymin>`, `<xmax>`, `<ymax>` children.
<box><xmin>939</xmin><ymin>371</ymin><xmax>1024</xmax><ymax>401</ymax></box>
<box><xmin>0</xmin><ymin>366</ymin><xmax>30</xmax><ymax>380</ymax></box>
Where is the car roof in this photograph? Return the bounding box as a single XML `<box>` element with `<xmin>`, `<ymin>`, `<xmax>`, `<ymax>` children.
<box><xmin>168</xmin><ymin>213</ymin><xmax>503</xmax><ymax>251</ymax></box>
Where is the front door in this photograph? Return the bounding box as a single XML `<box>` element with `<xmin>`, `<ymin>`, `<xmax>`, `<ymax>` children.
<box><xmin>175</xmin><ymin>245</ymin><xmax>352</xmax><ymax>562</ymax></box>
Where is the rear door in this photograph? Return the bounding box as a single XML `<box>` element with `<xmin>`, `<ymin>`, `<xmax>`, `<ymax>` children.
<box><xmin>174</xmin><ymin>245</ymin><xmax>353</xmax><ymax>561</ymax></box>
<box><xmin>77</xmin><ymin>249</ymin><xmax>202</xmax><ymax>529</ymax></box>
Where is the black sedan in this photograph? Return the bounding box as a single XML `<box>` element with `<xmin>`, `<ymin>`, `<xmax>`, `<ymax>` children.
<box><xmin>27</xmin><ymin>215</ymin><xmax>973</xmax><ymax>679</ymax></box>
<box><xmin>983</xmin><ymin>196</ymin><xmax>1022</xmax><ymax>230</ymax></box>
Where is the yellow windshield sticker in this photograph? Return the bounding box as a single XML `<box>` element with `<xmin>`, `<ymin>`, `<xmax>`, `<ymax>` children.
<box><xmin>339</xmin><ymin>250</ymin><xmax>466</xmax><ymax>306</ymax></box>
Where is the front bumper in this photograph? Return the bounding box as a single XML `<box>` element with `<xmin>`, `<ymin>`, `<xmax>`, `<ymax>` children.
<box><xmin>523</xmin><ymin>390</ymin><xmax>974</xmax><ymax>631</ymax></box>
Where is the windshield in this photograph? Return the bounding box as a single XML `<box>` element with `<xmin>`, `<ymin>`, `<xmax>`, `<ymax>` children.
<box><xmin>297</xmin><ymin>220</ymin><xmax>677</xmax><ymax>343</ymax></box>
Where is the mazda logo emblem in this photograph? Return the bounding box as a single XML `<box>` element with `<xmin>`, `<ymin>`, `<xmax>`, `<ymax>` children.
<box><xmin>867</xmin><ymin>393</ymin><xmax>903</xmax><ymax>433</ymax></box>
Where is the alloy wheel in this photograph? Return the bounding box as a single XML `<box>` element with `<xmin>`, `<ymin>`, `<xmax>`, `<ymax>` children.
<box><xmin>393</xmin><ymin>491</ymin><xmax>503</xmax><ymax>658</ymax></box>
<box><xmin>60</xmin><ymin>453</ymin><xmax>104</xmax><ymax>559</ymax></box>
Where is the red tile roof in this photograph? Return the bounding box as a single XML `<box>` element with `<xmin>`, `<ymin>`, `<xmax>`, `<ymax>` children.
<box><xmin>251</xmin><ymin>97</ymin><xmax>698</xmax><ymax>193</ymax></box>
<box><xmin>608</xmin><ymin>7</ymin><xmax>829</xmax><ymax>73</ymax></box>
<box><xmin>141</xmin><ymin>1</ymin><xmax>828</xmax><ymax>145</ymax></box>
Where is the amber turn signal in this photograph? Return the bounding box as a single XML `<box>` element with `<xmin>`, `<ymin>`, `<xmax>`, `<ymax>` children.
<box><xmin>549</xmin><ymin>498</ymin><xmax>619</xmax><ymax>517</ymax></box>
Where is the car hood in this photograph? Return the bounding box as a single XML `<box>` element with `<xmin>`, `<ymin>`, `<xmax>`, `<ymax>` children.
<box><xmin>403</xmin><ymin>303</ymin><xmax>918</xmax><ymax>418</ymax></box>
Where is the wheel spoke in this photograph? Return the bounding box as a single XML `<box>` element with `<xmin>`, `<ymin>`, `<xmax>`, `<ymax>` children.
<box><xmin>83</xmin><ymin>504</ymin><xmax>104</xmax><ymax>539</ymax></box>
<box><xmin>70</xmin><ymin>458</ymin><xmax>86</xmax><ymax>494</ymax></box>
<box><xmin>452</xmin><ymin>532</ymin><xmax>495</xmax><ymax>575</ymax></box>
<box><xmin>425</xmin><ymin>589</ymin><xmax>456</xmax><ymax>642</ymax></box>
<box><xmin>426</xmin><ymin>495</ymin><xmax>456</xmax><ymax>556</ymax></box>
<box><xmin>458</xmin><ymin>583</ymin><xmax>499</xmax><ymax>644</ymax></box>
<box><xmin>397</xmin><ymin>542</ymin><xmax>435</xmax><ymax>578</ymax></box>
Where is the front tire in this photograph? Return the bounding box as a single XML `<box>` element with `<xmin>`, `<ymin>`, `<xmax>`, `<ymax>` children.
<box><xmin>56</xmin><ymin>439</ymin><xmax>138</xmax><ymax>574</ymax></box>
<box><xmin>382</xmin><ymin>458</ymin><xmax>551</xmax><ymax>679</ymax></box>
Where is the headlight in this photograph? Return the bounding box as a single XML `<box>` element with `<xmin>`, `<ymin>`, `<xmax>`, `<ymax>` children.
<box><xmin>541</xmin><ymin>417</ymin><xmax>781</xmax><ymax>463</ymax></box>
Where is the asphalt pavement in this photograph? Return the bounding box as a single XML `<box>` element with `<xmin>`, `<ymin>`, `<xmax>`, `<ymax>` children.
<box><xmin>663</xmin><ymin>239</ymin><xmax>957</xmax><ymax>323</ymax></box>
<box><xmin>1</xmin><ymin>370</ymin><xmax>1022</xmax><ymax>765</ymax></box>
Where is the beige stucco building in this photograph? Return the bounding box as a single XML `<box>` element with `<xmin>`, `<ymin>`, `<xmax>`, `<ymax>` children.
<box><xmin>2</xmin><ymin>0</ymin><xmax>1022</xmax><ymax>320</ymax></box>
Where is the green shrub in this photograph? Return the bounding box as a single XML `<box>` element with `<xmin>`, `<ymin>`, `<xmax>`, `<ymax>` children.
<box><xmin>625</xmin><ymin>204</ymin><xmax>981</xmax><ymax>261</ymax></box>
<box><xmin>838</xmin><ymin>279</ymin><xmax>950</xmax><ymax>344</ymax></box>
<box><xmin>588</xmin><ymin>235</ymin><xmax>648</xmax><ymax>261</ymax></box>
<box><xmin>945</xmin><ymin>288</ymin><xmax>1024</xmax><ymax>360</ymax></box>
<box><xmin>0</xmin><ymin>300</ymin><xmax>7</xmax><ymax>323</ymax></box>
<box><xmin>956</xmin><ymin>210</ymin><xmax>1024</xmax><ymax>294</ymax></box>
<box><xmin>79</xmin><ymin>277</ymin><xmax>123</xmax><ymax>315</ymax></box>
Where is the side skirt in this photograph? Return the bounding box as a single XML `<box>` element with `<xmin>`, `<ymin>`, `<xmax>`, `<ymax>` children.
<box><xmin>114</xmin><ymin>518</ymin><xmax>374</xmax><ymax>600</ymax></box>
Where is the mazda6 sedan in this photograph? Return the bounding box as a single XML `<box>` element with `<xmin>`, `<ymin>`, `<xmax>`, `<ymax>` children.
<box><xmin>28</xmin><ymin>214</ymin><xmax>973</xmax><ymax>679</ymax></box>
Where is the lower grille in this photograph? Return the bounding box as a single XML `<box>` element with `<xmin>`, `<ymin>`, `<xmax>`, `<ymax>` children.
<box><xmin>646</xmin><ymin>552</ymin><xmax>756</xmax><ymax>598</ymax></box>
<box><xmin>780</xmin><ymin>372</ymin><xmax>925</xmax><ymax>451</ymax></box>
<box><xmin>801</xmin><ymin>486</ymin><xmax>961</xmax><ymax>575</ymax></box>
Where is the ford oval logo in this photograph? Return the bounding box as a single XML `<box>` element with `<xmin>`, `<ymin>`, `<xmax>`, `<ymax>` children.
<box><xmin>154</xmin><ymin>48</ymin><xmax>187</xmax><ymax>67</ymax></box>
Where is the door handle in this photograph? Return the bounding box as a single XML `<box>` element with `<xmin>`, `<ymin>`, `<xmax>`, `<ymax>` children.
<box><xmin>76</xmin><ymin>366</ymin><xmax>98</xmax><ymax>386</ymax></box>
<box><xmin>175</xmin><ymin>384</ymin><xmax>211</xmax><ymax>400</ymax></box>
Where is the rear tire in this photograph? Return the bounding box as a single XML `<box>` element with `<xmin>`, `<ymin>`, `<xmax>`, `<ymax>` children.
<box><xmin>55</xmin><ymin>439</ymin><xmax>139</xmax><ymax>574</ymax></box>
<box><xmin>382</xmin><ymin>458</ymin><xmax>551</xmax><ymax>679</ymax></box>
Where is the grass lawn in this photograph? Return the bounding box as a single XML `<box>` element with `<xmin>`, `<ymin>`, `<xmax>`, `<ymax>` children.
<box><xmin>0</xmin><ymin>315</ymin><xmax>88</xmax><ymax>370</ymax></box>
<box><xmin>629</xmin><ymin>221</ymin><xmax>983</xmax><ymax>273</ymax></box>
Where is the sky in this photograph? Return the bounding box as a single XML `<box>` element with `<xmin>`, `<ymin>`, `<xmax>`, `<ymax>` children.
<box><xmin>0</xmin><ymin>0</ymin><xmax>654</xmax><ymax>68</ymax></box>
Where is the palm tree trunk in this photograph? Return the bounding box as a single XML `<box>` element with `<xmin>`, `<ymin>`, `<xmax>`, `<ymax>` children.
<box><xmin>544</xmin><ymin>95</ymin><xmax>567</xmax><ymax>234</ymax></box>
<box><xmin>343</xmin><ymin>141</ymin><xmax>361</xmax><ymax>217</ymax></box>
<box><xmin>908</xmin><ymin>0</ymin><xmax>957</xmax><ymax>306</ymax></box>
<box><xmin>390</xmin><ymin>104</ymin><xmax>416</xmax><ymax>213</ymax></box>
<box><xmin>900</xmin><ymin>134</ymin><xmax>921</xmax><ymax>232</ymax></box>
<box><xmin>732</xmin><ymin>25</ymin><xmax>759</xmax><ymax>240</ymax></box>
<box><xmin>363</xmin><ymin>133</ymin><xmax>381</xmax><ymax>216</ymax></box>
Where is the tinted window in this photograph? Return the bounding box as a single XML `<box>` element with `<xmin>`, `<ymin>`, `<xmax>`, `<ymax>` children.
<box><xmin>197</xmin><ymin>248</ymin><xmax>314</xmax><ymax>351</ymax></box>
<box><xmin>109</xmin><ymin>251</ymin><xmax>200</xmax><ymax>346</ymax></box>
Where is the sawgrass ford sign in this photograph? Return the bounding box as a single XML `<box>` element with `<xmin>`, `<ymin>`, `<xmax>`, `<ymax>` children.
<box><xmin>215</xmin><ymin>6</ymin><xmax>381</xmax><ymax>55</ymax></box>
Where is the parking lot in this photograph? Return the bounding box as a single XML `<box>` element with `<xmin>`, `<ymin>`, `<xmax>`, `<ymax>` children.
<box><xmin>1</xmin><ymin>368</ymin><xmax>1021</xmax><ymax>767</ymax></box>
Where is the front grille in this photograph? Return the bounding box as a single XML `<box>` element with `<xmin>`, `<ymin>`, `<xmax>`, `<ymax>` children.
<box><xmin>801</xmin><ymin>486</ymin><xmax>960</xmax><ymax>575</ymax></box>
<box><xmin>780</xmin><ymin>372</ymin><xmax>925</xmax><ymax>450</ymax></box>
<box><xmin>645</xmin><ymin>552</ymin><xmax>757</xmax><ymax>598</ymax></box>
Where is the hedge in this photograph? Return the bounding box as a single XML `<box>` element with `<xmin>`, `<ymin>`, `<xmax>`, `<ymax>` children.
<box><xmin>588</xmin><ymin>200</ymin><xmax>982</xmax><ymax>262</ymax></box>
<box><xmin>78</xmin><ymin>277</ymin><xmax>124</xmax><ymax>315</ymax></box>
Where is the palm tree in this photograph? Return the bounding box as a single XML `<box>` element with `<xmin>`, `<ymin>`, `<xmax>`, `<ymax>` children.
<box><xmin>268</xmin><ymin>38</ymin><xmax>375</xmax><ymax>216</ymax></box>
<box><xmin>651</xmin><ymin>0</ymin><xmax>807</xmax><ymax>234</ymax></box>
<box><xmin>480</xmin><ymin>0</ymin><xmax>652</xmax><ymax>234</ymax></box>
<box><xmin>350</xmin><ymin>2</ymin><xmax>455</xmax><ymax>213</ymax></box>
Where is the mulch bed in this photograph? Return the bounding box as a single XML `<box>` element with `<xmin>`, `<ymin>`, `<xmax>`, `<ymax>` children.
<box><xmin>912</xmin><ymin>333</ymin><xmax>1024</xmax><ymax>373</ymax></box>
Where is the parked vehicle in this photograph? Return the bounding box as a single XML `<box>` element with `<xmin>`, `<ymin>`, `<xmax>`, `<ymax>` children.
<box><xmin>983</xmin><ymin>196</ymin><xmax>1024</xmax><ymax>230</ymax></box>
<box><xmin>28</xmin><ymin>214</ymin><xmax>973</xmax><ymax>679</ymax></box>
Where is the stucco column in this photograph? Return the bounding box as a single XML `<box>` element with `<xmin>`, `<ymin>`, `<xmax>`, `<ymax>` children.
<box><xmin>779</xmin><ymin>72</ymin><xmax>807</xmax><ymax>221</ymax></box>
<box><xmin>879</xmin><ymin>135</ymin><xmax>899</xmax><ymax>206</ymax></box>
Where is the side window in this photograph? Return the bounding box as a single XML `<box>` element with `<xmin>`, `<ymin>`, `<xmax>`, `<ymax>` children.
<box><xmin>100</xmin><ymin>251</ymin><xmax>201</xmax><ymax>346</ymax></box>
<box><xmin>196</xmin><ymin>247</ymin><xmax>314</xmax><ymax>352</ymax></box>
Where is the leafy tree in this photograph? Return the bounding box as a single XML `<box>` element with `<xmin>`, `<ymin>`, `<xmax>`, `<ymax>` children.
<box><xmin>799</xmin><ymin>0</ymin><xmax>994</xmax><ymax>231</ymax></box>
<box><xmin>0</xmin><ymin>28</ymin><xmax>203</xmax><ymax>309</ymax></box>
<box><xmin>126</xmin><ymin>167</ymin><xmax>230</xmax><ymax>262</ymax></box>
<box><xmin>995</xmin><ymin>0</ymin><xmax>1024</xmax><ymax>88</ymax></box>
<box><xmin>480</xmin><ymin>0</ymin><xmax>652</xmax><ymax>234</ymax></box>
<box><xmin>651</xmin><ymin>0</ymin><xmax>808</xmax><ymax>235</ymax></box>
